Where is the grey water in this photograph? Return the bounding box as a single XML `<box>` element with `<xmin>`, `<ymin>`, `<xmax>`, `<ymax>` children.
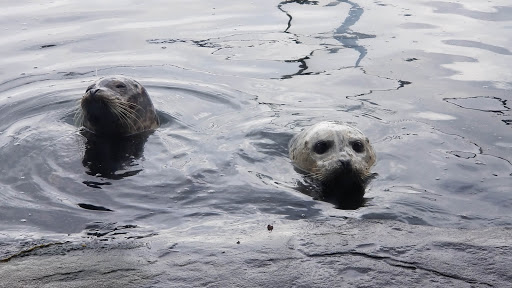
<box><xmin>0</xmin><ymin>0</ymin><xmax>510</xmax><ymax>245</ymax></box>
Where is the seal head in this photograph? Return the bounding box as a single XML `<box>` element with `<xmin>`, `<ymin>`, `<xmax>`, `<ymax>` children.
<box><xmin>80</xmin><ymin>76</ymin><xmax>159</xmax><ymax>136</ymax></box>
<box><xmin>289</xmin><ymin>121</ymin><xmax>376</xmax><ymax>209</ymax></box>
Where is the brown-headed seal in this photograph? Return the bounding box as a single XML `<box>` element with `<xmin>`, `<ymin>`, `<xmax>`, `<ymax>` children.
<box><xmin>78</xmin><ymin>76</ymin><xmax>159</xmax><ymax>136</ymax></box>
<box><xmin>289</xmin><ymin>121</ymin><xmax>376</xmax><ymax>209</ymax></box>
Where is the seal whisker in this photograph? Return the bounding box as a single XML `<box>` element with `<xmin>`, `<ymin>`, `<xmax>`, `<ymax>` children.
<box><xmin>116</xmin><ymin>102</ymin><xmax>148</xmax><ymax>127</ymax></box>
<box><xmin>103</xmin><ymin>99</ymin><xmax>137</xmax><ymax>131</ymax></box>
<box><xmin>115</xmin><ymin>100</ymin><xmax>145</xmax><ymax>112</ymax></box>
<box><xmin>304</xmin><ymin>170</ymin><xmax>325</xmax><ymax>181</ymax></box>
<box><xmin>73</xmin><ymin>108</ymin><xmax>84</xmax><ymax>127</ymax></box>
<box><xmin>114</xmin><ymin>103</ymin><xmax>145</xmax><ymax>131</ymax></box>
<box><xmin>108</xmin><ymin>105</ymin><xmax>129</xmax><ymax>129</ymax></box>
<box><xmin>119</xmin><ymin>104</ymin><xmax>147</xmax><ymax>133</ymax></box>
<box><xmin>111</xmin><ymin>104</ymin><xmax>137</xmax><ymax>132</ymax></box>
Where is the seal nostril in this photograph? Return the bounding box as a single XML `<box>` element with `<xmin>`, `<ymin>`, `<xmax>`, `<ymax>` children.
<box><xmin>339</xmin><ymin>159</ymin><xmax>352</xmax><ymax>170</ymax></box>
<box><xmin>90</xmin><ymin>88</ymin><xmax>100</xmax><ymax>96</ymax></box>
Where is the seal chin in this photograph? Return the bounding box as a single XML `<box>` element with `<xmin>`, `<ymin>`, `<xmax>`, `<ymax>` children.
<box><xmin>316</xmin><ymin>159</ymin><xmax>371</xmax><ymax>209</ymax></box>
<box><xmin>322</xmin><ymin>178</ymin><xmax>366</xmax><ymax>209</ymax></box>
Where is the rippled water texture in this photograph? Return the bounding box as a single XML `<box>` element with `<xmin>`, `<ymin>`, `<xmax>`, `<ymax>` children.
<box><xmin>0</xmin><ymin>0</ymin><xmax>510</xmax><ymax>241</ymax></box>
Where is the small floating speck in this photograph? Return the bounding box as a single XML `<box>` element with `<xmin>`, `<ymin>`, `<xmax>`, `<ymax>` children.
<box><xmin>435</xmin><ymin>177</ymin><xmax>440</xmax><ymax>180</ymax></box>
<box><xmin>20</xmin><ymin>219</ymin><xmax>27</xmax><ymax>222</ymax></box>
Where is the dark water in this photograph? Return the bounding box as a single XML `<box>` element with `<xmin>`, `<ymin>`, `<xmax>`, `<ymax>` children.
<box><xmin>0</xmin><ymin>0</ymin><xmax>510</xmax><ymax>244</ymax></box>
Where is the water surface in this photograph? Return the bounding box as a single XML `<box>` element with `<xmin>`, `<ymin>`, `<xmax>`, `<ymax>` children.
<box><xmin>0</xmin><ymin>0</ymin><xmax>510</xmax><ymax>244</ymax></box>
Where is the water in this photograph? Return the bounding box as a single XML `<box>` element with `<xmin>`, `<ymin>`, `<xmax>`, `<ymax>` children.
<box><xmin>0</xmin><ymin>0</ymin><xmax>510</xmax><ymax>244</ymax></box>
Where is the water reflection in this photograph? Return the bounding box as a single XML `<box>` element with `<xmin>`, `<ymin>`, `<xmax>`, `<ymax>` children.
<box><xmin>277</xmin><ymin>0</ymin><xmax>374</xmax><ymax>81</ymax></box>
<box><xmin>331</xmin><ymin>0</ymin><xmax>374</xmax><ymax>66</ymax></box>
<box><xmin>81</xmin><ymin>129</ymin><xmax>151</xmax><ymax>181</ymax></box>
<box><xmin>294</xmin><ymin>173</ymin><xmax>376</xmax><ymax>210</ymax></box>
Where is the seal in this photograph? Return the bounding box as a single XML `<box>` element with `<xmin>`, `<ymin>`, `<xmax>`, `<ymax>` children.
<box><xmin>78</xmin><ymin>76</ymin><xmax>159</xmax><ymax>136</ymax></box>
<box><xmin>289</xmin><ymin>121</ymin><xmax>376</xmax><ymax>209</ymax></box>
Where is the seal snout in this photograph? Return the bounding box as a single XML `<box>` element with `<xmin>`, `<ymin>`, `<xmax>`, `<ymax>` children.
<box><xmin>81</xmin><ymin>89</ymin><xmax>109</xmax><ymax>111</ymax></box>
<box><xmin>338</xmin><ymin>159</ymin><xmax>352</xmax><ymax>171</ymax></box>
<box><xmin>88</xmin><ymin>88</ymin><xmax>100</xmax><ymax>96</ymax></box>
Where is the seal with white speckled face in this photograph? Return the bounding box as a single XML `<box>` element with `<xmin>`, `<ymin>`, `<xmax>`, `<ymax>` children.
<box><xmin>289</xmin><ymin>121</ymin><xmax>376</xmax><ymax>209</ymax></box>
<box><xmin>78</xmin><ymin>76</ymin><xmax>159</xmax><ymax>136</ymax></box>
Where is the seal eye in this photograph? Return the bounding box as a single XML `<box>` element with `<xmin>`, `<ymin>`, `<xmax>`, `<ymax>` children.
<box><xmin>313</xmin><ymin>140</ymin><xmax>332</xmax><ymax>155</ymax></box>
<box><xmin>115</xmin><ymin>83</ymin><xmax>126</xmax><ymax>89</ymax></box>
<box><xmin>351</xmin><ymin>140</ymin><xmax>364</xmax><ymax>153</ymax></box>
